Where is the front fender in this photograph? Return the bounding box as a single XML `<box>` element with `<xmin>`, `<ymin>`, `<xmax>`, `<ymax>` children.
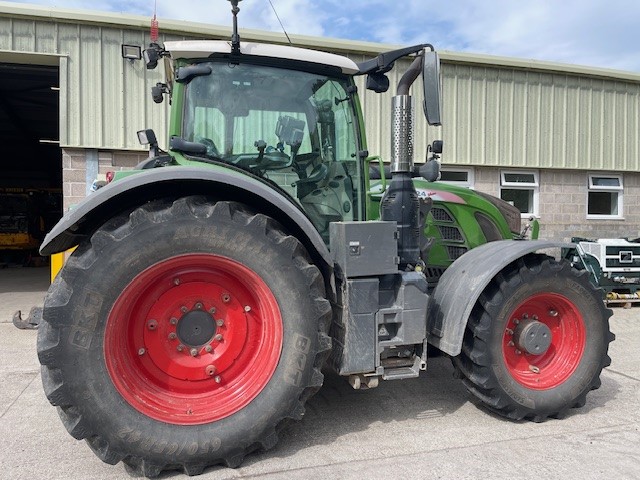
<box><xmin>427</xmin><ymin>239</ymin><xmax>574</xmax><ymax>356</ymax></box>
<box><xmin>40</xmin><ymin>166</ymin><xmax>331</xmax><ymax>268</ymax></box>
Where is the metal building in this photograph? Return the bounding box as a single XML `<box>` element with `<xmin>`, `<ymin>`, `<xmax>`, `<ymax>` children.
<box><xmin>0</xmin><ymin>0</ymin><xmax>639</xmax><ymax>251</ymax></box>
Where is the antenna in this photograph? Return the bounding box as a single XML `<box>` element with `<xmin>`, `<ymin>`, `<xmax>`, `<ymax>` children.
<box><xmin>228</xmin><ymin>0</ymin><xmax>242</xmax><ymax>55</ymax></box>
<box><xmin>150</xmin><ymin>0</ymin><xmax>159</xmax><ymax>43</ymax></box>
<box><xmin>268</xmin><ymin>0</ymin><xmax>292</xmax><ymax>46</ymax></box>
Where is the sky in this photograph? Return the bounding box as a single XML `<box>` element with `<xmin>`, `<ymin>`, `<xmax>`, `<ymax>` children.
<box><xmin>5</xmin><ymin>0</ymin><xmax>640</xmax><ymax>72</ymax></box>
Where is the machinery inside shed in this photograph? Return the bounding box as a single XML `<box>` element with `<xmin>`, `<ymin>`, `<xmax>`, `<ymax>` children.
<box><xmin>0</xmin><ymin>63</ymin><xmax>62</xmax><ymax>270</ymax></box>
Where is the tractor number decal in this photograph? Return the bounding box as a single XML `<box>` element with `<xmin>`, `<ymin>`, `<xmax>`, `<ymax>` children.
<box><xmin>415</xmin><ymin>189</ymin><xmax>466</xmax><ymax>205</ymax></box>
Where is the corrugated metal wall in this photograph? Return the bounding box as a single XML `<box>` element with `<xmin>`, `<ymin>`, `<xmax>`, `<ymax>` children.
<box><xmin>1</xmin><ymin>14</ymin><xmax>639</xmax><ymax>171</ymax></box>
<box><xmin>439</xmin><ymin>63</ymin><xmax>640</xmax><ymax>171</ymax></box>
<box><xmin>0</xmin><ymin>16</ymin><xmax>180</xmax><ymax>150</ymax></box>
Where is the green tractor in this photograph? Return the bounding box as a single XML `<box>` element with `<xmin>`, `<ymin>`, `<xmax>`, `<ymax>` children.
<box><xmin>37</xmin><ymin>2</ymin><xmax>613</xmax><ymax>476</ymax></box>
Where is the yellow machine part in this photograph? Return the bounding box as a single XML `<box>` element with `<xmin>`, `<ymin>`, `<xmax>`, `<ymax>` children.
<box><xmin>50</xmin><ymin>248</ymin><xmax>75</xmax><ymax>283</ymax></box>
<box><xmin>0</xmin><ymin>232</ymin><xmax>39</xmax><ymax>250</ymax></box>
<box><xmin>606</xmin><ymin>291</ymin><xmax>640</xmax><ymax>300</ymax></box>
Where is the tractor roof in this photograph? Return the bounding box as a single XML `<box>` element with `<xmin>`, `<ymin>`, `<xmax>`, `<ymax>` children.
<box><xmin>163</xmin><ymin>40</ymin><xmax>360</xmax><ymax>75</ymax></box>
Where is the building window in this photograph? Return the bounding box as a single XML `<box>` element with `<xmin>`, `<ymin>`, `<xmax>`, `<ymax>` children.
<box><xmin>500</xmin><ymin>170</ymin><xmax>539</xmax><ymax>217</ymax></box>
<box><xmin>587</xmin><ymin>174</ymin><xmax>623</xmax><ymax>219</ymax></box>
<box><xmin>439</xmin><ymin>167</ymin><xmax>475</xmax><ymax>188</ymax></box>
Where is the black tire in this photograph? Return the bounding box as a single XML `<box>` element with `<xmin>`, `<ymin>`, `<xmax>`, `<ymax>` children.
<box><xmin>37</xmin><ymin>197</ymin><xmax>332</xmax><ymax>477</ymax></box>
<box><xmin>452</xmin><ymin>254</ymin><xmax>614</xmax><ymax>422</ymax></box>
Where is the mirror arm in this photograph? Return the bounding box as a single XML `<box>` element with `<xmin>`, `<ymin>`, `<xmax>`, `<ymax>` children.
<box><xmin>357</xmin><ymin>43</ymin><xmax>434</xmax><ymax>75</ymax></box>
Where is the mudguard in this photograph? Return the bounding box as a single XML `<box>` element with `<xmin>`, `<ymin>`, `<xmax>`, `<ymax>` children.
<box><xmin>40</xmin><ymin>166</ymin><xmax>331</xmax><ymax>267</ymax></box>
<box><xmin>427</xmin><ymin>239</ymin><xmax>573</xmax><ymax>356</ymax></box>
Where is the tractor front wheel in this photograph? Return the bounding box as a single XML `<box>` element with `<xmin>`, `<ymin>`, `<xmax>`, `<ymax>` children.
<box><xmin>37</xmin><ymin>197</ymin><xmax>332</xmax><ymax>476</ymax></box>
<box><xmin>453</xmin><ymin>254</ymin><xmax>614</xmax><ymax>421</ymax></box>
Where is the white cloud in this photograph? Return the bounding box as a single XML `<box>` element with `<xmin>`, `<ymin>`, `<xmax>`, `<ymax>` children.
<box><xmin>403</xmin><ymin>0</ymin><xmax>640</xmax><ymax>71</ymax></box>
<box><xmin>157</xmin><ymin>0</ymin><xmax>325</xmax><ymax>37</ymax></box>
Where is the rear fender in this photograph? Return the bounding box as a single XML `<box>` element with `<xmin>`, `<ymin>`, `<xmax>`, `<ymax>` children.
<box><xmin>40</xmin><ymin>166</ymin><xmax>331</xmax><ymax>269</ymax></box>
<box><xmin>427</xmin><ymin>239</ymin><xmax>574</xmax><ymax>356</ymax></box>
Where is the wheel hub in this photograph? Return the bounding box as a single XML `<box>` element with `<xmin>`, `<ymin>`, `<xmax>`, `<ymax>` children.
<box><xmin>176</xmin><ymin>309</ymin><xmax>216</xmax><ymax>347</ymax></box>
<box><xmin>513</xmin><ymin>319</ymin><xmax>552</xmax><ymax>355</ymax></box>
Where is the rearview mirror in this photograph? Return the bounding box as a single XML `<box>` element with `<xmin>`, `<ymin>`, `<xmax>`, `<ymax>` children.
<box><xmin>423</xmin><ymin>51</ymin><xmax>442</xmax><ymax>126</ymax></box>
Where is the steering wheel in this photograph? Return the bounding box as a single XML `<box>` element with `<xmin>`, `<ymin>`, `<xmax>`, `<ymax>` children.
<box><xmin>195</xmin><ymin>137</ymin><xmax>220</xmax><ymax>157</ymax></box>
<box><xmin>262</xmin><ymin>149</ymin><xmax>291</xmax><ymax>169</ymax></box>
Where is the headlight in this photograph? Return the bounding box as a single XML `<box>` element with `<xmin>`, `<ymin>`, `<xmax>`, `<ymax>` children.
<box><xmin>473</xmin><ymin>191</ymin><xmax>522</xmax><ymax>234</ymax></box>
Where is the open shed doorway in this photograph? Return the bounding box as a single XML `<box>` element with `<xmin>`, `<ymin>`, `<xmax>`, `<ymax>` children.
<box><xmin>0</xmin><ymin>62</ymin><xmax>61</xmax><ymax>303</ymax></box>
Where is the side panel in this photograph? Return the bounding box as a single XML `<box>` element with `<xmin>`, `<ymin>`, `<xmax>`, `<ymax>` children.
<box><xmin>427</xmin><ymin>239</ymin><xmax>573</xmax><ymax>356</ymax></box>
<box><xmin>40</xmin><ymin>166</ymin><xmax>331</xmax><ymax>268</ymax></box>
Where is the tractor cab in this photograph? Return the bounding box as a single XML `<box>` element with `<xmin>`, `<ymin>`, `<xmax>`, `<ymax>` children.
<box><xmin>161</xmin><ymin>42</ymin><xmax>365</xmax><ymax>242</ymax></box>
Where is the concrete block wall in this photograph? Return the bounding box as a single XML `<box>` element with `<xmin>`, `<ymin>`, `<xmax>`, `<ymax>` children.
<box><xmin>474</xmin><ymin>167</ymin><xmax>640</xmax><ymax>242</ymax></box>
<box><xmin>61</xmin><ymin>148</ymin><xmax>147</xmax><ymax>211</ymax></box>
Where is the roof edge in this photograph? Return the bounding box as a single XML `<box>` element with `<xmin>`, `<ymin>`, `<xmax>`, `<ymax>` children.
<box><xmin>0</xmin><ymin>1</ymin><xmax>396</xmax><ymax>55</ymax></box>
<box><xmin>440</xmin><ymin>50</ymin><xmax>640</xmax><ymax>84</ymax></box>
<box><xmin>1</xmin><ymin>1</ymin><xmax>639</xmax><ymax>83</ymax></box>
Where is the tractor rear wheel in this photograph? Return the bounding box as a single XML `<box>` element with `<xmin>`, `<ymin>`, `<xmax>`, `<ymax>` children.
<box><xmin>453</xmin><ymin>254</ymin><xmax>613</xmax><ymax>421</ymax></box>
<box><xmin>37</xmin><ymin>197</ymin><xmax>332</xmax><ymax>476</ymax></box>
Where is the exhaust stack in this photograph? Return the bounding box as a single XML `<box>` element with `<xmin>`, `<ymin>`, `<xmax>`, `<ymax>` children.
<box><xmin>381</xmin><ymin>53</ymin><xmax>425</xmax><ymax>268</ymax></box>
<box><xmin>391</xmin><ymin>53</ymin><xmax>423</xmax><ymax>174</ymax></box>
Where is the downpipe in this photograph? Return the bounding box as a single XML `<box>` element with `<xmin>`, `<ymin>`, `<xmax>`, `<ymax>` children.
<box><xmin>381</xmin><ymin>54</ymin><xmax>423</xmax><ymax>268</ymax></box>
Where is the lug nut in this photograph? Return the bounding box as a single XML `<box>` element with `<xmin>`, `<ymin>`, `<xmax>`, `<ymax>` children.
<box><xmin>244</xmin><ymin>305</ymin><xmax>251</xmax><ymax>312</ymax></box>
<box><xmin>177</xmin><ymin>344</ymin><xmax>184</xmax><ymax>352</ymax></box>
<box><xmin>168</xmin><ymin>332</ymin><xmax>177</xmax><ymax>340</ymax></box>
<box><xmin>205</xmin><ymin>345</ymin><xmax>213</xmax><ymax>353</ymax></box>
<box><xmin>214</xmin><ymin>376</ymin><xmax>221</xmax><ymax>383</ymax></box>
<box><xmin>195</xmin><ymin>302</ymin><xmax>203</xmax><ymax>310</ymax></box>
<box><xmin>170</xmin><ymin>317</ymin><xmax>178</xmax><ymax>325</ymax></box>
<box><xmin>180</xmin><ymin>306</ymin><xmax>188</xmax><ymax>313</ymax></box>
<box><xmin>190</xmin><ymin>348</ymin><xmax>198</xmax><ymax>357</ymax></box>
<box><xmin>529</xmin><ymin>365</ymin><xmax>541</xmax><ymax>374</ymax></box>
<box><xmin>138</xmin><ymin>348</ymin><xmax>146</xmax><ymax>356</ymax></box>
<box><xmin>147</xmin><ymin>319</ymin><xmax>158</xmax><ymax>330</ymax></box>
<box><xmin>205</xmin><ymin>365</ymin><xmax>216</xmax><ymax>376</ymax></box>
<box><xmin>216</xmin><ymin>319</ymin><xmax>224</xmax><ymax>327</ymax></box>
<box><xmin>174</xmin><ymin>278</ymin><xmax>180</xmax><ymax>285</ymax></box>
<box><xmin>549</xmin><ymin>309</ymin><xmax>558</xmax><ymax>317</ymax></box>
<box><xmin>209</xmin><ymin>307</ymin><xmax>216</xmax><ymax>314</ymax></box>
<box><xmin>508</xmin><ymin>341</ymin><xmax>515</xmax><ymax>347</ymax></box>
<box><xmin>515</xmin><ymin>349</ymin><xmax>522</xmax><ymax>355</ymax></box>
<box><xmin>221</xmin><ymin>293</ymin><xmax>231</xmax><ymax>303</ymax></box>
<box><xmin>214</xmin><ymin>334</ymin><xmax>223</xmax><ymax>342</ymax></box>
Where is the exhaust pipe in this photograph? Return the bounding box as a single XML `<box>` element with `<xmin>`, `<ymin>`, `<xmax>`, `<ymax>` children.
<box><xmin>391</xmin><ymin>53</ymin><xmax>422</xmax><ymax>173</ymax></box>
<box><xmin>381</xmin><ymin>54</ymin><xmax>424</xmax><ymax>268</ymax></box>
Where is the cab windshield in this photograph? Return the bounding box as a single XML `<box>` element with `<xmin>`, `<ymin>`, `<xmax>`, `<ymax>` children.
<box><xmin>182</xmin><ymin>61</ymin><xmax>362</xmax><ymax>242</ymax></box>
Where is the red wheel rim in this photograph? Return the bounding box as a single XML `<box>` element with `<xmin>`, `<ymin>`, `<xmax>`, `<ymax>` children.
<box><xmin>502</xmin><ymin>293</ymin><xmax>586</xmax><ymax>390</ymax></box>
<box><xmin>104</xmin><ymin>254</ymin><xmax>283</xmax><ymax>425</ymax></box>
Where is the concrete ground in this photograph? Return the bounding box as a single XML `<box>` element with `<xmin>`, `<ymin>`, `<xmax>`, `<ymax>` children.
<box><xmin>0</xmin><ymin>267</ymin><xmax>638</xmax><ymax>480</ymax></box>
<box><xmin>0</xmin><ymin>266</ymin><xmax>49</xmax><ymax>324</ymax></box>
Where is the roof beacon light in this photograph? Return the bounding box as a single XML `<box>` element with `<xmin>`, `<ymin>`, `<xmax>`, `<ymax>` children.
<box><xmin>150</xmin><ymin>0</ymin><xmax>159</xmax><ymax>42</ymax></box>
